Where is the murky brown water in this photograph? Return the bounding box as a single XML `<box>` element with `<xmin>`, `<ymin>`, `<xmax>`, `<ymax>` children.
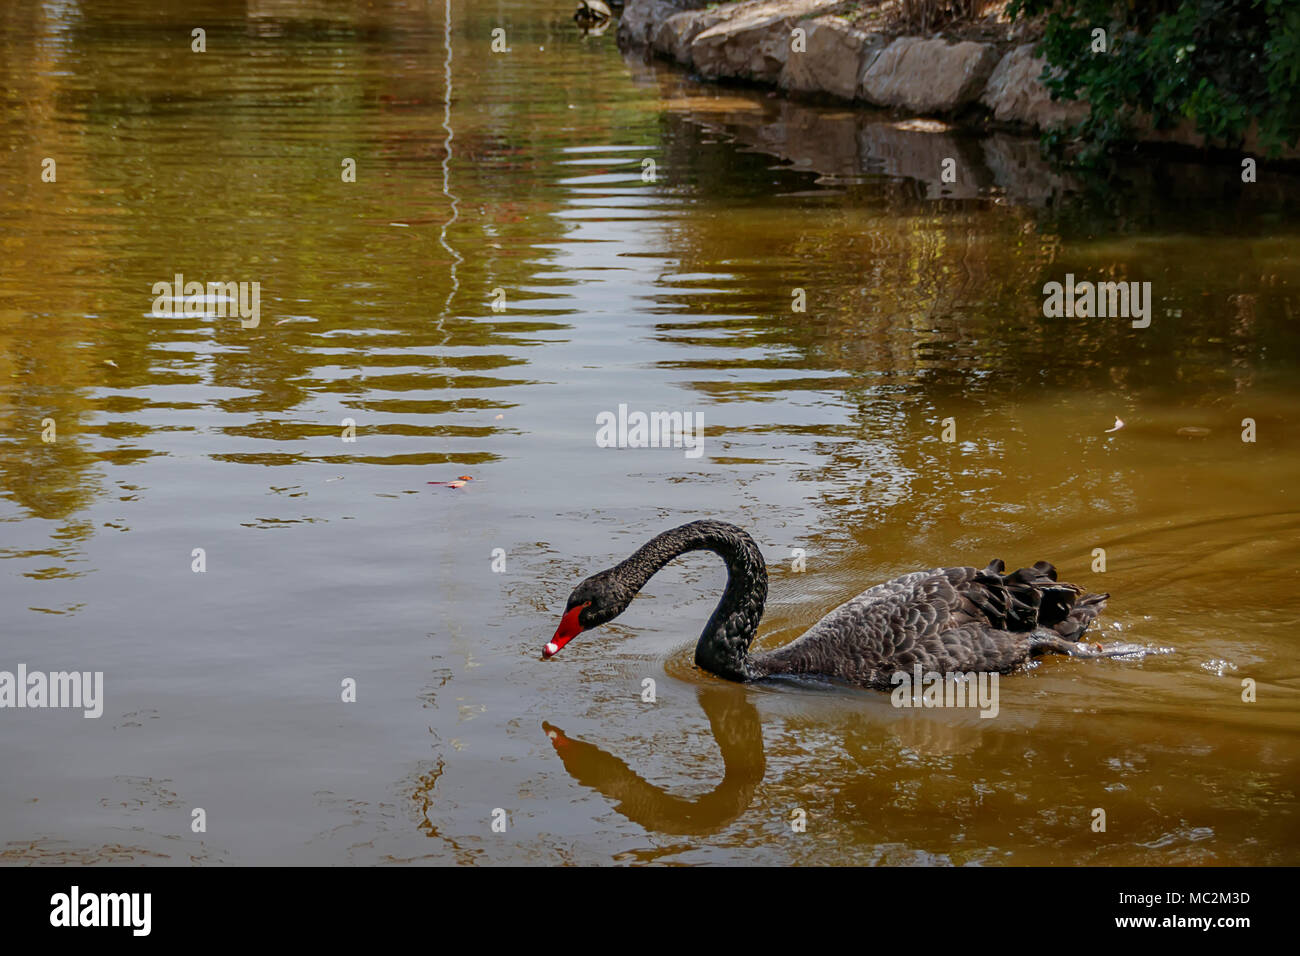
<box><xmin>2</xmin><ymin>0</ymin><xmax>1297</xmax><ymax>866</ymax></box>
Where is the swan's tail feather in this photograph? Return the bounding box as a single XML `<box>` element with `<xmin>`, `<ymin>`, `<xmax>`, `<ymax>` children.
<box><xmin>1051</xmin><ymin>589</ymin><xmax>1108</xmax><ymax>640</ymax></box>
<box><xmin>972</xmin><ymin>559</ymin><xmax>1111</xmax><ymax>642</ymax></box>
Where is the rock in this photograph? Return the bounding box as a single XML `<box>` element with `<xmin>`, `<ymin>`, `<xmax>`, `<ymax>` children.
<box><xmin>689</xmin><ymin>0</ymin><xmax>842</xmax><ymax>83</ymax></box>
<box><xmin>1133</xmin><ymin>112</ymin><xmax>1300</xmax><ymax>159</ymax></box>
<box><xmin>859</xmin><ymin>37</ymin><xmax>999</xmax><ymax>114</ymax></box>
<box><xmin>1132</xmin><ymin>113</ymin><xmax>1207</xmax><ymax>149</ymax></box>
<box><xmin>980</xmin><ymin>48</ymin><xmax>1300</xmax><ymax>155</ymax></box>
<box><xmin>652</xmin><ymin>9</ymin><xmax>728</xmax><ymax>66</ymax></box>
<box><xmin>617</xmin><ymin>0</ymin><xmax>686</xmax><ymax>48</ymax></box>
<box><xmin>1242</xmin><ymin>121</ymin><xmax>1300</xmax><ymax>161</ymax></box>
<box><xmin>778</xmin><ymin>16</ymin><xmax>885</xmax><ymax>101</ymax></box>
<box><xmin>980</xmin><ymin>44</ymin><xmax>1088</xmax><ymax>130</ymax></box>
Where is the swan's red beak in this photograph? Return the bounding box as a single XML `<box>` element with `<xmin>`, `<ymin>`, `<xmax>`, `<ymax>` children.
<box><xmin>543</xmin><ymin>603</ymin><xmax>587</xmax><ymax>659</ymax></box>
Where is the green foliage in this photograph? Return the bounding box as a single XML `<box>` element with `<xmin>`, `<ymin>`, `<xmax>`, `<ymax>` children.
<box><xmin>1006</xmin><ymin>0</ymin><xmax>1300</xmax><ymax>161</ymax></box>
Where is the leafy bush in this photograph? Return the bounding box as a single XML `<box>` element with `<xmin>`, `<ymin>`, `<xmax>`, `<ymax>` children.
<box><xmin>1006</xmin><ymin>0</ymin><xmax>1300</xmax><ymax>160</ymax></box>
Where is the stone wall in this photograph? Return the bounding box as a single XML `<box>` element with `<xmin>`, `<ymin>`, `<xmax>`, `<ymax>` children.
<box><xmin>616</xmin><ymin>0</ymin><xmax>1294</xmax><ymax>156</ymax></box>
<box><xmin>618</xmin><ymin>0</ymin><xmax>1084</xmax><ymax>129</ymax></box>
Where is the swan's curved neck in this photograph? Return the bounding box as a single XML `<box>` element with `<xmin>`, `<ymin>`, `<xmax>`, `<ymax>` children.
<box><xmin>615</xmin><ymin>520</ymin><xmax>768</xmax><ymax>681</ymax></box>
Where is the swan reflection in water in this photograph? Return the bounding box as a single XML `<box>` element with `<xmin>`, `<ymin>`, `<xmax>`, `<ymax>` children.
<box><xmin>541</xmin><ymin>676</ymin><xmax>1058</xmax><ymax>838</ymax></box>
<box><xmin>543</xmin><ymin>686</ymin><xmax>764</xmax><ymax>836</ymax></box>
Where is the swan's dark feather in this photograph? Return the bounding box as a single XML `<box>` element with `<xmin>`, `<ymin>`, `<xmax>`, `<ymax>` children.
<box><xmin>755</xmin><ymin>560</ymin><xmax>1110</xmax><ymax>688</ymax></box>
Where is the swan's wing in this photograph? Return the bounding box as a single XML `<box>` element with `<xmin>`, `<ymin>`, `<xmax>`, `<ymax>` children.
<box><xmin>761</xmin><ymin>562</ymin><xmax>1107</xmax><ymax>686</ymax></box>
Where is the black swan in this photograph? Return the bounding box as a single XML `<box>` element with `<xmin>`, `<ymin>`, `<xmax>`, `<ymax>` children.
<box><xmin>573</xmin><ymin>1</ymin><xmax>613</xmax><ymax>29</ymax></box>
<box><xmin>543</xmin><ymin>520</ymin><xmax>1150</xmax><ymax>689</ymax></box>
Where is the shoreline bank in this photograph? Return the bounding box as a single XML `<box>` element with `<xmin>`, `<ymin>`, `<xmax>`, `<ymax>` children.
<box><xmin>615</xmin><ymin>0</ymin><xmax>1297</xmax><ymax>162</ymax></box>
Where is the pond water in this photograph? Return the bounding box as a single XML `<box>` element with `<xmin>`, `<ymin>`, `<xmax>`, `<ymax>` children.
<box><xmin>1</xmin><ymin>0</ymin><xmax>1297</xmax><ymax>865</ymax></box>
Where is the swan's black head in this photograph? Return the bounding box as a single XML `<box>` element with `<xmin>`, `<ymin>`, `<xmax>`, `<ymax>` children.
<box><xmin>543</xmin><ymin>568</ymin><xmax>633</xmax><ymax>659</ymax></box>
